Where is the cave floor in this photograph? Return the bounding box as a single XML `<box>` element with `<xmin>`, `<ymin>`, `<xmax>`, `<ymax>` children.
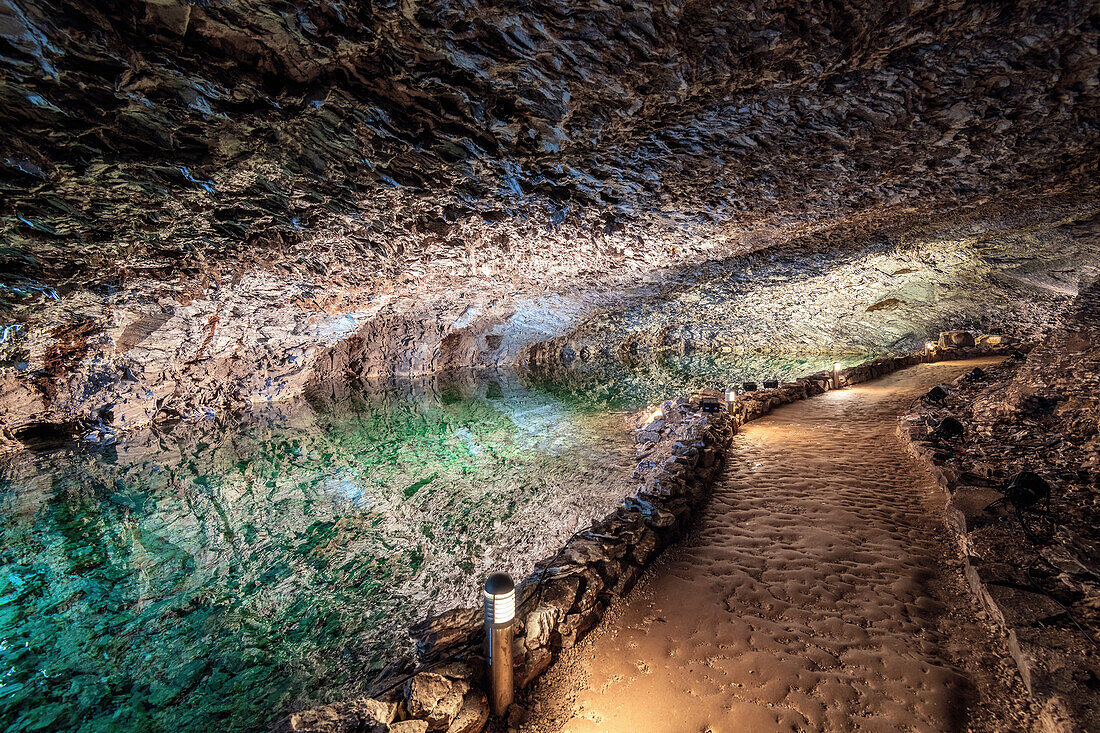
<box><xmin>519</xmin><ymin>358</ymin><xmax>1035</xmax><ymax>732</ymax></box>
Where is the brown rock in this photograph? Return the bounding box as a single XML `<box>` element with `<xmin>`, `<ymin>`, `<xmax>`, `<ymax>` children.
<box><xmin>516</xmin><ymin>646</ymin><xmax>553</xmax><ymax>688</ymax></box>
<box><xmin>523</xmin><ymin>604</ymin><xmax>564</xmax><ymax>650</ymax></box>
<box><xmin>506</xmin><ymin>704</ymin><xmax>530</xmax><ymax>728</ymax></box>
<box><xmin>389</xmin><ymin>722</ymin><xmax>430</xmax><ymax>733</ymax></box>
<box><xmin>410</xmin><ymin>607</ymin><xmax>482</xmax><ymax>663</ymax></box>
<box><xmin>272</xmin><ymin>698</ymin><xmax>395</xmax><ymax>733</ymax></box>
<box><xmin>629</xmin><ymin>526</ymin><xmax>659</xmax><ymax>565</ymax></box>
<box><xmin>572</xmin><ymin>567</ymin><xmax>605</xmax><ymax>614</ymax></box>
<box><xmin>939</xmin><ymin>330</ymin><xmax>976</xmax><ymax>348</ymax></box>
<box><xmin>402</xmin><ymin>673</ymin><xmax>469</xmax><ymax>731</ymax></box>
<box><xmin>444</xmin><ymin>690</ymin><xmax>490</xmax><ymax>733</ymax></box>
<box><xmin>551</xmin><ymin>613</ymin><xmax>582</xmax><ymax>649</ymax></box>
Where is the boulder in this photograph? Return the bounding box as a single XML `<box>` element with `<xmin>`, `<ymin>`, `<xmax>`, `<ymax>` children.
<box><xmin>516</xmin><ymin>647</ymin><xmax>553</xmax><ymax>688</ymax></box>
<box><xmin>444</xmin><ymin>690</ymin><xmax>489</xmax><ymax>733</ymax></box>
<box><xmin>551</xmin><ymin>613</ymin><xmax>583</xmax><ymax>649</ymax></box>
<box><xmin>572</xmin><ymin>567</ymin><xmax>606</xmax><ymax>614</ymax></box>
<box><xmin>389</xmin><ymin>722</ymin><xmax>430</xmax><ymax>733</ymax></box>
<box><xmin>409</xmin><ymin>607</ymin><xmax>481</xmax><ymax>663</ymax></box>
<box><xmin>506</xmin><ymin>704</ymin><xmax>530</xmax><ymax>728</ymax></box>
<box><xmin>272</xmin><ymin>698</ymin><xmax>395</xmax><ymax>733</ymax></box>
<box><xmin>555</xmin><ymin>537</ymin><xmax>609</xmax><ymax>567</ymax></box>
<box><xmin>939</xmin><ymin>330</ymin><xmax>975</xmax><ymax>348</ymax></box>
<box><xmin>402</xmin><ymin>673</ymin><xmax>469</xmax><ymax>731</ymax></box>
<box><xmin>629</xmin><ymin>526</ymin><xmax>659</xmax><ymax>565</ymax></box>
<box><xmin>523</xmin><ymin>605</ymin><xmax>564</xmax><ymax>650</ymax></box>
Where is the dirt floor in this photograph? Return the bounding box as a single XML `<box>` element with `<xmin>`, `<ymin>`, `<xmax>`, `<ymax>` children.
<box><xmin>516</xmin><ymin>358</ymin><xmax>1037</xmax><ymax>733</ymax></box>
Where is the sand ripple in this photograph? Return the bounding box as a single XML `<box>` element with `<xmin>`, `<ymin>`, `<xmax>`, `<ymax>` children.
<box><xmin>522</xmin><ymin>359</ymin><xmax>1031</xmax><ymax>733</ymax></box>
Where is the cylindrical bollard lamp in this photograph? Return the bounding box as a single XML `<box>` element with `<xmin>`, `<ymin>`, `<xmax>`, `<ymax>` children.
<box><xmin>484</xmin><ymin>572</ymin><xmax>515</xmax><ymax>716</ymax></box>
<box><xmin>832</xmin><ymin>361</ymin><xmax>841</xmax><ymax>389</ymax></box>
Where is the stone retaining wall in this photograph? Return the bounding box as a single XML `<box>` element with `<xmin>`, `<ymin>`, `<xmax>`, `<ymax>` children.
<box><xmin>275</xmin><ymin>334</ymin><xmax>1016</xmax><ymax>733</ymax></box>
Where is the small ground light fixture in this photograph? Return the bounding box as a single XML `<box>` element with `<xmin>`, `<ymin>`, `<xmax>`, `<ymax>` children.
<box><xmin>483</xmin><ymin>573</ymin><xmax>515</xmax><ymax>716</ymax></box>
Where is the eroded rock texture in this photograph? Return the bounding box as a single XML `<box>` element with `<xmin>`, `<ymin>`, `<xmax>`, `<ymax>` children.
<box><xmin>900</xmin><ymin>281</ymin><xmax>1100</xmax><ymax>731</ymax></box>
<box><xmin>1</xmin><ymin>0</ymin><xmax>1099</xmax><ymax>442</ymax></box>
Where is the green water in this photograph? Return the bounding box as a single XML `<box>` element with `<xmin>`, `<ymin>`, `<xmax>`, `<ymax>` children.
<box><xmin>0</xmin><ymin>354</ymin><xmax>863</xmax><ymax>732</ymax></box>
<box><xmin>0</xmin><ymin>375</ymin><xmax>635</xmax><ymax>732</ymax></box>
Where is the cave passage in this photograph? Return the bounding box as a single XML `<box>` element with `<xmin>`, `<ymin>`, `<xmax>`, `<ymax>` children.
<box><xmin>1</xmin><ymin>0</ymin><xmax>1098</xmax><ymax>730</ymax></box>
<box><xmin>524</xmin><ymin>358</ymin><xmax>1030</xmax><ymax>732</ymax></box>
<box><xmin>0</xmin><ymin>353</ymin><xmax>862</xmax><ymax>732</ymax></box>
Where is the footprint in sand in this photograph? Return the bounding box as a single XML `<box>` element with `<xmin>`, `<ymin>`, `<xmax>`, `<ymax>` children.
<box><xmin>523</xmin><ymin>359</ymin><xmax>1033</xmax><ymax>733</ymax></box>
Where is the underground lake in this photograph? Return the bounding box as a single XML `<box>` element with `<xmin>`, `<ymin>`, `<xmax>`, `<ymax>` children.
<box><xmin>0</xmin><ymin>354</ymin><xmax>862</xmax><ymax>732</ymax></box>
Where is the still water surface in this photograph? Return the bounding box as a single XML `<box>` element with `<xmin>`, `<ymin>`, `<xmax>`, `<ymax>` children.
<box><xmin>0</xmin><ymin>355</ymin><xmax>858</xmax><ymax>731</ymax></box>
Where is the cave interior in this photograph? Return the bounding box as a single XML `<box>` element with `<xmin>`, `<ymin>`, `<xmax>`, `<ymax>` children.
<box><xmin>0</xmin><ymin>1</ymin><xmax>1098</xmax><ymax>732</ymax></box>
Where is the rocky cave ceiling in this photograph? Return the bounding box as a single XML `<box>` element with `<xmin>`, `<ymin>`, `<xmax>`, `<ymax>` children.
<box><xmin>3</xmin><ymin>0</ymin><xmax>1098</xmax><ymax>293</ymax></box>
<box><xmin>0</xmin><ymin>0</ymin><xmax>1098</xmax><ymax>438</ymax></box>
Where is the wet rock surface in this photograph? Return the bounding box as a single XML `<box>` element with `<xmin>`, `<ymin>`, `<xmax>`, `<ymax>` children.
<box><xmin>900</xmin><ymin>287</ymin><xmax>1100</xmax><ymax>731</ymax></box>
<box><xmin>519</xmin><ymin>212</ymin><xmax>1100</xmax><ymax>381</ymax></box>
<box><xmin>1</xmin><ymin>0</ymin><xmax>1100</xmax><ymax>445</ymax></box>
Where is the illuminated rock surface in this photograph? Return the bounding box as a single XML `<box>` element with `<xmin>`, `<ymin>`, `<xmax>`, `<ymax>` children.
<box><xmin>901</xmin><ymin>281</ymin><xmax>1100</xmax><ymax>731</ymax></box>
<box><xmin>1</xmin><ymin>1</ymin><xmax>1099</xmax><ymax>731</ymax></box>
<box><xmin>1</xmin><ymin>0</ymin><xmax>1099</xmax><ymax>441</ymax></box>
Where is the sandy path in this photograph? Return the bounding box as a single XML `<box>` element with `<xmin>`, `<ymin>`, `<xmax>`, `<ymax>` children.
<box><xmin>521</xmin><ymin>359</ymin><xmax>1031</xmax><ymax>733</ymax></box>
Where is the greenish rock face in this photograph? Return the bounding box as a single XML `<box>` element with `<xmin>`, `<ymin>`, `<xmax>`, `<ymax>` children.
<box><xmin>0</xmin><ymin>356</ymin><xmax>878</xmax><ymax>732</ymax></box>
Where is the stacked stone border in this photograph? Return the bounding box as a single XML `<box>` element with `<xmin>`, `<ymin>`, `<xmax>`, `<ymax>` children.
<box><xmin>275</xmin><ymin>334</ymin><xmax>1016</xmax><ymax>733</ymax></box>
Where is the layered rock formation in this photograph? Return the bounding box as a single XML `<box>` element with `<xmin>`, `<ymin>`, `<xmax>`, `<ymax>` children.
<box><xmin>2</xmin><ymin>0</ymin><xmax>1099</xmax><ymax>444</ymax></box>
<box><xmin>519</xmin><ymin>210</ymin><xmax>1100</xmax><ymax>386</ymax></box>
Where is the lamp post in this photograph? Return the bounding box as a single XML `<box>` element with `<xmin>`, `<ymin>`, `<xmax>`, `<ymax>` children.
<box><xmin>925</xmin><ymin>341</ymin><xmax>936</xmax><ymax>363</ymax></box>
<box><xmin>484</xmin><ymin>573</ymin><xmax>515</xmax><ymax>716</ymax></box>
<box><xmin>832</xmin><ymin>362</ymin><xmax>841</xmax><ymax>390</ymax></box>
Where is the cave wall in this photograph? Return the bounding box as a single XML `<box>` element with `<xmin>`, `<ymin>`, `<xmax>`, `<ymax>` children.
<box><xmin>522</xmin><ymin>206</ymin><xmax>1100</xmax><ymax>374</ymax></box>
<box><xmin>1</xmin><ymin>0</ymin><xmax>1098</xmax><ymax>444</ymax></box>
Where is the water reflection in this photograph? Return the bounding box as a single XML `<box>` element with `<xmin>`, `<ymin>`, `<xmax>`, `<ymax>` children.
<box><xmin>0</xmin><ymin>371</ymin><xmax>634</xmax><ymax>732</ymax></box>
<box><xmin>0</xmin><ymin>354</ymin><xmax>865</xmax><ymax>732</ymax></box>
<box><xmin>526</xmin><ymin>351</ymin><xmax>870</xmax><ymax>408</ymax></box>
